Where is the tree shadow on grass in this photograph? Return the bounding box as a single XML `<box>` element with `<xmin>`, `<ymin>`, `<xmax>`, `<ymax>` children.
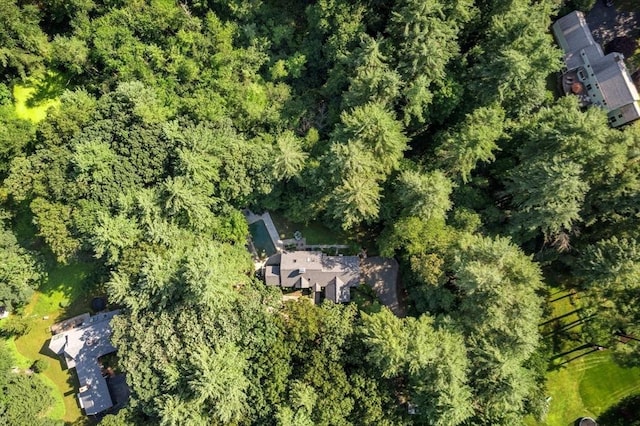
<box><xmin>544</xmin><ymin>314</ymin><xmax>596</xmax><ymax>338</ymax></box>
<box><xmin>596</xmin><ymin>393</ymin><xmax>640</xmax><ymax>425</ymax></box>
<box><xmin>23</xmin><ymin>71</ymin><xmax>68</xmax><ymax>108</ymax></box>
<box><xmin>545</xmin><ymin>319</ymin><xmax>582</xmax><ymax>355</ymax></box>
<box><xmin>550</xmin><ymin>343</ymin><xmax>592</xmax><ymax>361</ymax></box>
<box><xmin>550</xmin><ymin>348</ymin><xmax>601</xmax><ymax>371</ymax></box>
<box><xmin>539</xmin><ymin>308</ymin><xmax>583</xmax><ymax>326</ymax></box>
<box><xmin>39</xmin><ymin>261</ymin><xmax>103</xmax><ymax>323</ymax></box>
<box><xmin>548</xmin><ymin>292</ymin><xmax>574</xmax><ymax>303</ymax></box>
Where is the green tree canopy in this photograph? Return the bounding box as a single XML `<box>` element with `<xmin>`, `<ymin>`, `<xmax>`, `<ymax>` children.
<box><xmin>0</xmin><ymin>1</ymin><xmax>49</xmax><ymax>79</ymax></box>
<box><xmin>0</xmin><ymin>216</ymin><xmax>44</xmax><ymax>310</ymax></box>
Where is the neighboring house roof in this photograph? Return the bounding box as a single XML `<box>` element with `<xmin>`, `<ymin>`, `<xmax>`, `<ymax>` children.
<box><xmin>48</xmin><ymin>310</ymin><xmax>120</xmax><ymax>416</ymax></box>
<box><xmin>553</xmin><ymin>10</ymin><xmax>596</xmax><ymax>54</ymax></box>
<box><xmin>264</xmin><ymin>251</ymin><xmax>360</xmax><ymax>303</ymax></box>
<box><xmin>553</xmin><ymin>11</ymin><xmax>640</xmax><ymax>127</ymax></box>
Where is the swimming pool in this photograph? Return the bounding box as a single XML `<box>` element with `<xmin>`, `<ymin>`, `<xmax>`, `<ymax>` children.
<box><xmin>249</xmin><ymin>220</ymin><xmax>277</xmax><ymax>257</ymax></box>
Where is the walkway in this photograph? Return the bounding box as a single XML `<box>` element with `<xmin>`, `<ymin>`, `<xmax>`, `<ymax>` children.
<box><xmin>244</xmin><ymin>209</ymin><xmax>350</xmax><ymax>254</ymax></box>
<box><xmin>361</xmin><ymin>257</ymin><xmax>406</xmax><ymax>317</ymax></box>
<box><xmin>282</xmin><ymin>241</ymin><xmax>350</xmax><ymax>254</ymax></box>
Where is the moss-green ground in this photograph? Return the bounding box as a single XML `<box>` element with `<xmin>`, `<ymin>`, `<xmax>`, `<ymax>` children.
<box><xmin>13</xmin><ymin>70</ymin><xmax>65</xmax><ymax>123</ymax></box>
<box><xmin>7</xmin><ymin>261</ymin><xmax>96</xmax><ymax>424</ymax></box>
<box><xmin>534</xmin><ymin>288</ymin><xmax>640</xmax><ymax>425</ymax></box>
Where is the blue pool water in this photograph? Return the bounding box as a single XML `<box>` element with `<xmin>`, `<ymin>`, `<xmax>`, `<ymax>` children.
<box><xmin>249</xmin><ymin>220</ymin><xmax>276</xmax><ymax>257</ymax></box>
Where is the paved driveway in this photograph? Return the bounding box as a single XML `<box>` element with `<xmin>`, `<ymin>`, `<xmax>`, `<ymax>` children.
<box><xmin>587</xmin><ymin>1</ymin><xmax>639</xmax><ymax>47</ymax></box>
<box><xmin>362</xmin><ymin>257</ymin><xmax>406</xmax><ymax>317</ymax></box>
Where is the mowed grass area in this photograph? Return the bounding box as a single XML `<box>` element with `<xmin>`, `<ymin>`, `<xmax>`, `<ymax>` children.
<box><xmin>13</xmin><ymin>70</ymin><xmax>65</xmax><ymax>123</ymax></box>
<box><xmin>11</xmin><ymin>261</ymin><xmax>97</xmax><ymax>424</ymax></box>
<box><xmin>544</xmin><ymin>351</ymin><xmax>640</xmax><ymax>425</ymax></box>
<box><xmin>270</xmin><ymin>212</ymin><xmax>352</xmax><ymax>246</ymax></box>
<box><xmin>537</xmin><ymin>287</ymin><xmax>640</xmax><ymax>425</ymax></box>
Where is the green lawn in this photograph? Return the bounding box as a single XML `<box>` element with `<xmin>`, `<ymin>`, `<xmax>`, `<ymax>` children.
<box><xmin>537</xmin><ymin>287</ymin><xmax>640</xmax><ymax>425</ymax></box>
<box><xmin>543</xmin><ymin>351</ymin><xmax>640</xmax><ymax>425</ymax></box>
<box><xmin>270</xmin><ymin>212</ymin><xmax>351</xmax><ymax>245</ymax></box>
<box><xmin>11</xmin><ymin>261</ymin><xmax>97</xmax><ymax>425</ymax></box>
<box><xmin>13</xmin><ymin>70</ymin><xmax>65</xmax><ymax>123</ymax></box>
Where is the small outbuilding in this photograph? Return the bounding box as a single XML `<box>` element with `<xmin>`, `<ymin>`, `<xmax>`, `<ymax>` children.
<box><xmin>91</xmin><ymin>297</ymin><xmax>107</xmax><ymax>312</ymax></box>
<box><xmin>579</xmin><ymin>416</ymin><xmax>598</xmax><ymax>426</ymax></box>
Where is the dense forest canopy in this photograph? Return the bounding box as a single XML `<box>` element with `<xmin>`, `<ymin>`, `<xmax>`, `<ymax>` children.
<box><xmin>1</xmin><ymin>0</ymin><xmax>640</xmax><ymax>424</ymax></box>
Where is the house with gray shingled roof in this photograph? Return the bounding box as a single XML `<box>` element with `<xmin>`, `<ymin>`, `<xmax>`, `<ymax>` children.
<box><xmin>49</xmin><ymin>310</ymin><xmax>122</xmax><ymax>416</ymax></box>
<box><xmin>553</xmin><ymin>11</ymin><xmax>640</xmax><ymax>127</ymax></box>
<box><xmin>264</xmin><ymin>251</ymin><xmax>361</xmax><ymax>303</ymax></box>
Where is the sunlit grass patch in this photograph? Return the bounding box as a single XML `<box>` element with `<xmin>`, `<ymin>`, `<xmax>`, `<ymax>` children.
<box><xmin>543</xmin><ymin>352</ymin><xmax>640</xmax><ymax>425</ymax></box>
<box><xmin>538</xmin><ymin>286</ymin><xmax>640</xmax><ymax>425</ymax></box>
<box><xmin>13</xmin><ymin>71</ymin><xmax>66</xmax><ymax>123</ymax></box>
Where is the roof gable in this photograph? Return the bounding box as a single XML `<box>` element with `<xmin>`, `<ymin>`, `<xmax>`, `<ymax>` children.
<box><xmin>48</xmin><ymin>310</ymin><xmax>121</xmax><ymax>415</ymax></box>
<box><xmin>553</xmin><ymin>11</ymin><xmax>595</xmax><ymax>53</ymax></box>
<box><xmin>265</xmin><ymin>251</ymin><xmax>361</xmax><ymax>302</ymax></box>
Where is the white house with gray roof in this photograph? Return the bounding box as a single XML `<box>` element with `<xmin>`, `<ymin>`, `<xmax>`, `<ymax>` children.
<box><xmin>264</xmin><ymin>251</ymin><xmax>361</xmax><ymax>303</ymax></box>
<box><xmin>49</xmin><ymin>310</ymin><xmax>121</xmax><ymax>416</ymax></box>
<box><xmin>553</xmin><ymin>11</ymin><xmax>640</xmax><ymax>127</ymax></box>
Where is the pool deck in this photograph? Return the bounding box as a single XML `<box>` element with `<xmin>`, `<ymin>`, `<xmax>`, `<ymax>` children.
<box><xmin>244</xmin><ymin>210</ymin><xmax>283</xmax><ymax>252</ymax></box>
<box><xmin>244</xmin><ymin>209</ymin><xmax>352</xmax><ymax>256</ymax></box>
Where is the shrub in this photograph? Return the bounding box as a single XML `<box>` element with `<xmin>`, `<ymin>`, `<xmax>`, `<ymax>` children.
<box><xmin>31</xmin><ymin>359</ymin><xmax>49</xmax><ymax>373</ymax></box>
<box><xmin>571</xmin><ymin>0</ymin><xmax>597</xmax><ymax>12</ymax></box>
<box><xmin>0</xmin><ymin>317</ymin><xmax>32</xmax><ymax>337</ymax></box>
<box><xmin>605</xmin><ymin>36</ymin><xmax>638</xmax><ymax>58</ymax></box>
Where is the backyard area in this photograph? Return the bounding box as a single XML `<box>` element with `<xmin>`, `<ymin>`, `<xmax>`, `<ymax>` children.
<box><xmin>533</xmin><ymin>286</ymin><xmax>640</xmax><ymax>425</ymax></box>
<box><xmin>246</xmin><ymin>210</ymin><xmax>362</xmax><ymax>260</ymax></box>
<box><xmin>269</xmin><ymin>212</ymin><xmax>353</xmax><ymax>247</ymax></box>
<box><xmin>0</xmin><ymin>72</ymin><xmax>84</xmax><ymax>421</ymax></box>
<box><xmin>4</xmin><ymin>261</ymin><xmax>98</xmax><ymax>424</ymax></box>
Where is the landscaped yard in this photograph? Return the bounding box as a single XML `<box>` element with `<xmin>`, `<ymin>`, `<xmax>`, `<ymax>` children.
<box><xmin>270</xmin><ymin>212</ymin><xmax>351</xmax><ymax>246</ymax></box>
<box><xmin>534</xmin><ymin>287</ymin><xmax>640</xmax><ymax>425</ymax></box>
<box><xmin>9</xmin><ymin>261</ymin><xmax>97</xmax><ymax>424</ymax></box>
